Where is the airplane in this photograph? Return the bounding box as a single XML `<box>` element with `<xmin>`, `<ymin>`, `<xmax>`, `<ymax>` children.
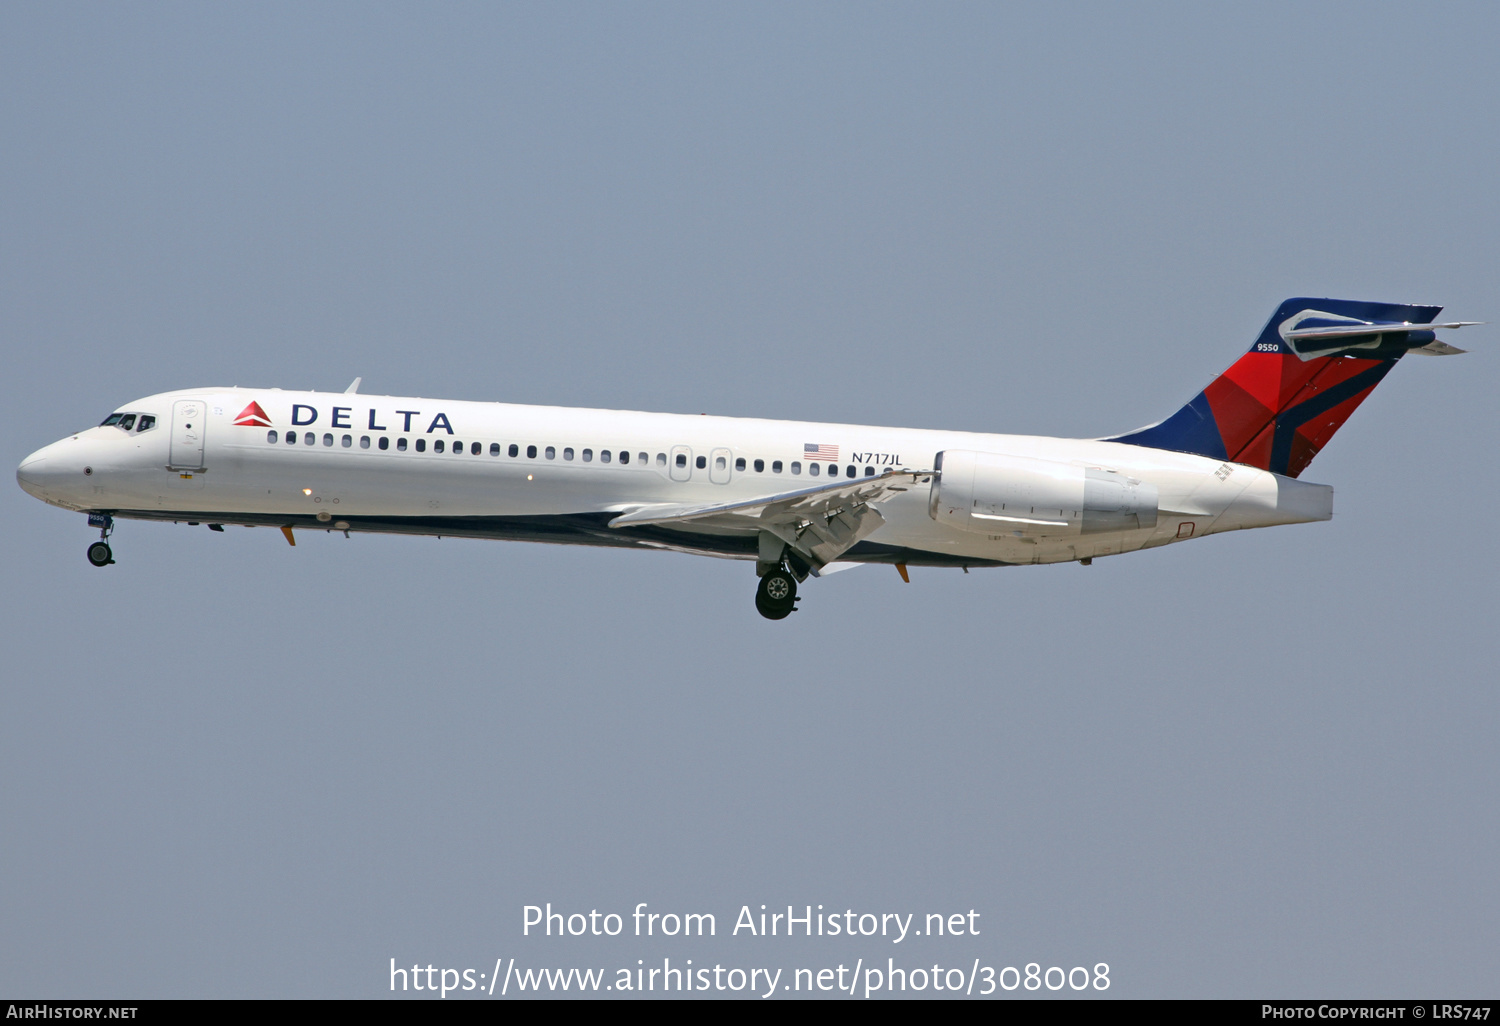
<box><xmin>16</xmin><ymin>298</ymin><xmax>1478</xmax><ymax>619</ymax></box>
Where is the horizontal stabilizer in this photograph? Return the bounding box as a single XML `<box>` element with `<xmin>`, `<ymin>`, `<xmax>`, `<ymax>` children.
<box><xmin>1283</xmin><ymin>320</ymin><xmax>1480</xmax><ymax>340</ymax></box>
<box><xmin>1409</xmin><ymin>340</ymin><xmax>1468</xmax><ymax>356</ymax></box>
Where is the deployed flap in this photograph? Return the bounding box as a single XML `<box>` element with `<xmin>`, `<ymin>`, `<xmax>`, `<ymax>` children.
<box><xmin>609</xmin><ymin>470</ymin><xmax>931</xmax><ymax>568</ymax></box>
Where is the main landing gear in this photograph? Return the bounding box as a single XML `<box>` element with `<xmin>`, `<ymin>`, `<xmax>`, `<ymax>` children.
<box><xmin>86</xmin><ymin>513</ymin><xmax>114</xmax><ymax>567</ymax></box>
<box><xmin>755</xmin><ymin>567</ymin><xmax>799</xmax><ymax>620</ymax></box>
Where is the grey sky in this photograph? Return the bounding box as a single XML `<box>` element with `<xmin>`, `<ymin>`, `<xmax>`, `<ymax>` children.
<box><xmin>2</xmin><ymin>2</ymin><xmax>1496</xmax><ymax>997</ymax></box>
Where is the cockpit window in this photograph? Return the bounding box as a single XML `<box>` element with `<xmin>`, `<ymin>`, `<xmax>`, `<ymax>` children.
<box><xmin>101</xmin><ymin>412</ymin><xmax>156</xmax><ymax>431</ymax></box>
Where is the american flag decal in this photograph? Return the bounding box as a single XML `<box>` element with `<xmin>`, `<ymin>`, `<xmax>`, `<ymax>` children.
<box><xmin>803</xmin><ymin>443</ymin><xmax>839</xmax><ymax>461</ymax></box>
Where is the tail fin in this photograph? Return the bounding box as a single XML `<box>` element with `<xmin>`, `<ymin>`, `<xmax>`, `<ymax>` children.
<box><xmin>1108</xmin><ymin>298</ymin><xmax>1474</xmax><ymax>478</ymax></box>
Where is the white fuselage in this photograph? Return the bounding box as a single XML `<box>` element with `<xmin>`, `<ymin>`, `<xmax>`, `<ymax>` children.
<box><xmin>16</xmin><ymin>387</ymin><xmax>1334</xmax><ymax>569</ymax></box>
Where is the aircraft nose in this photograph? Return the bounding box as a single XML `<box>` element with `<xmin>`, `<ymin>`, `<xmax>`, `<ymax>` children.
<box><xmin>17</xmin><ymin>453</ymin><xmax>52</xmax><ymax>499</ymax></box>
<box><xmin>17</xmin><ymin>441</ymin><xmax>77</xmax><ymax>501</ymax></box>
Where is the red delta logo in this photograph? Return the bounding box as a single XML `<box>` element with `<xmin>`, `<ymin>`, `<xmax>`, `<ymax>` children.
<box><xmin>233</xmin><ymin>401</ymin><xmax>272</xmax><ymax>427</ymax></box>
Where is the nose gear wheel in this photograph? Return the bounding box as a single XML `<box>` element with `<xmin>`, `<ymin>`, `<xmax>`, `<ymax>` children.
<box><xmin>86</xmin><ymin>513</ymin><xmax>115</xmax><ymax>567</ymax></box>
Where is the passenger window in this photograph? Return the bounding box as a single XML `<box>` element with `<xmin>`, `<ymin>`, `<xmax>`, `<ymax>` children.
<box><xmin>342</xmin><ymin>434</ymin><xmax>352</xmax><ymax>447</ymax></box>
<box><xmin>735</xmin><ymin>457</ymin><xmax>746</xmax><ymax>471</ymax></box>
<box><xmin>379</xmin><ymin>437</ymin><xmax>390</xmax><ymax>450</ymax></box>
<box><xmin>360</xmin><ymin>436</ymin><xmax>370</xmax><ymax>449</ymax></box>
<box><xmin>545</xmin><ymin>446</ymin><xmax>555</xmax><ymax>459</ymax></box>
<box><xmin>715</xmin><ymin>456</ymin><xmax>727</xmax><ymax>470</ymax></box>
<box><xmin>864</xmin><ymin>466</ymin><xmax>874</xmax><ymax>477</ymax></box>
<box><xmin>601</xmin><ymin>450</ymin><xmax>612</xmax><ymax>464</ymax></box>
<box><xmin>305</xmin><ymin>433</ymin><xmax>316</xmax><ymax>446</ymax></box>
<box><xmin>563</xmin><ymin>447</ymin><xmax>574</xmax><ymax>460</ymax></box>
<box><xmin>809</xmin><ymin>463</ymin><xmax>820</xmax><ymax>476</ymax></box>
<box><xmin>527</xmin><ymin>445</ymin><xmax>537</xmax><ymax>458</ymax></box>
<box><xmin>286</xmin><ymin>431</ymin><xmax>297</xmax><ymax>444</ymax></box>
<box><xmin>118</xmin><ymin>414</ymin><xmax>136</xmax><ymax>430</ymax></box>
<box><xmin>452</xmin><ymin>440</ymin><xmax>462</xmax><ymax>453</ymax></box>
<box><xmin>675</xmin><ymin>453</ymin><xmax>686</xmax><ymax>468</ymax></box>
<box><xmin>772</xmin><ymin>460</ymin><xmax>782</xmax><ymax>473</ymax></box>
<box><xmin>656</xmin><ymin>453</ymin><xmax>666</xmax><ymax>466</ymax></box>
<box><xmin>695</xmin><ymin>455</ymin><xmax>706</xmax><ymax>469</ymax></box>
<box><xmin>471</xmin><ymin>442</ymin><xmax>480</xmax><ymax>455</ymax></box>
<box><xmin>508</xmin><ymin>444</ymin><xmax>519</xmax><ymax>457</ymax></box>
<box><xmin>101</xmin><ymin>413</ymin><xmax>124</xmax><ymax>426</ymax></box>
<box><xmin>847</xmin><ymin>466</ymin><xmax>855</xmax><ymax>478</ymax></box>
<box><xmin>583</xmin><ymin>449</ymin><xmax>593</xmax><ymax>462</ymax></box>
<box><xmin>136</xmin><ymin>415</ymin><xmax>155</xmax><ymax>432</ymax></box>
<box><xmin>638</xmin><ymin>452</ymin><xmax>647</xmax><ymax>465</ymax></box>
<box><xmin>416</xmin><ymin>438</ymin><xmax>426</xmax><ymax>452</ymax></box>
<box><xmin>267</xmin><ymin>430</ymin><xmax>278</xmax><ymax>443</ymax></box>
<box><xmin>619</xmin><ymin>451</ymin><xmax>630</xmax><ymax>465</ymax></box>
<box><xmin>397</xmin><ymin>437</ymin><xmax>407</xmax><ymax>451</ymax></box>
<box><xmin>435</xmin><ymin>439</ymin><xmax>445</xmax><ymax>453</ymax></box>
<box><xmin>791</xmin><ymin>461</ymin><xmax>801</xmax><ymax>475</ymax></box>
<box><xmin>490</xmin><ymin>442</ymin><xmax>500</xmax><ymax>456</ymax></box>
<box><xmin>323</xmin><ymin>433</ymin><xmax>334</xmax><ymax>446</ymax></box>
<box><xmin>753</xmin><ymin>459</ymin><xmax>763</xmax><ymax>472</ymax></box>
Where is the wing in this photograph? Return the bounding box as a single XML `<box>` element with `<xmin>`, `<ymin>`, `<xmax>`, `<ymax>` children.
<box><xmin>608</xmin><ymin>469</ymin><xmax>932</xmax><ymax>569</ymax></box>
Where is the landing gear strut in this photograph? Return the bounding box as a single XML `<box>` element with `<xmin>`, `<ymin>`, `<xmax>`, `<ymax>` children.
<box><xmin>86</xmin><ymin>513</ymin><xmax>114</xmax><ymax>567</ymax></box>
<box><xmin>755</xmin><ymin>567</ymin><xmax>798</xmax><ymax>620</ymax></box>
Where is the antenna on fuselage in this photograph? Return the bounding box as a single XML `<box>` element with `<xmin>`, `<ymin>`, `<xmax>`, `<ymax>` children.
<box><xmin>344</xmin><ymin>377</ymin><xmax>362</xmax><ymax>394</ymax></box>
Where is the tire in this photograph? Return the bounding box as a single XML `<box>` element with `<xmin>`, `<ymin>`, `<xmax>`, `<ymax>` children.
<box><xmin>755</xmin><ymin>593</ymin><xmax>793</xmax><ymax>620</ymax></box>
<box><xmin>86</xmin><ymin>541</ymin><xmax>113</xmax><ymax>567</ymax></box>
<box><xmin>755</xmin><ymin>569</ymin><xmax>797</xmax><ymax>618</ymax></box>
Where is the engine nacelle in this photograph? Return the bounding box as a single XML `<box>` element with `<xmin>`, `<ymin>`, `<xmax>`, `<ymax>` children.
<box><xmin>928</xmin><ymin>449</ymin><xmax>1159</xmax><ymax>535</ymax></box>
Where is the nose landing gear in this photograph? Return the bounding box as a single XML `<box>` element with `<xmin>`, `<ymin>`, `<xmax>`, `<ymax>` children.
<box><xmin>85</xmin><ymin>513</ymin><xmax>115</xmax><ymax>567</ymax></box>
<box><xmin>755</xmin><ymin>567</ymin><xmax>798</xmax><ymax>620</ymax></box>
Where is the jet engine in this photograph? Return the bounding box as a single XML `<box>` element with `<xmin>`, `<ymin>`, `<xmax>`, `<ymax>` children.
<box><xmin>928</xmin><ymin>450</ymin><xmax>1158</xmax><ymax>535</ymax></box>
